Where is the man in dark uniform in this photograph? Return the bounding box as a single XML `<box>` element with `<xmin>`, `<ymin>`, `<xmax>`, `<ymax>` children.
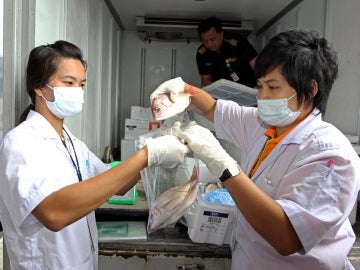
<box><xmin>196</xmin><ymin>17</ymin><xmax>258</xmax><ymax>87</ymax></box>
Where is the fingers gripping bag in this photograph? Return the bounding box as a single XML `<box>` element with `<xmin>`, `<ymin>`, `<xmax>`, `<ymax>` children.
<box><xmin>136</xmin><ymin>112</ymin><xmax>200</xmax><ymax>233</ymax></box>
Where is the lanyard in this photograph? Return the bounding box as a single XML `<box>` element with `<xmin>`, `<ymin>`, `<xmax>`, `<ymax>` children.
<box><xmin>61</xmin><ymin>128</ymin><xmax>95</xmax><ymax>252</ymax></box>
<box><xmin>61</xmin><ymin>128</ymin><xmax>82</xmax><ymax>182</ymax></box>
<box><xmin>248</xmin><ymin>137</ymin><xmax>275</xmax><ymax>178</ymax></box>
<box><xmin>225</xmin><ymin>59</ymin><xmax>240</xmax><ymax>82</ymax></box>
<box><xmin>225</xmin><ymin>59</ymin><xmax>232</xmax><ymax>71</ymax></box>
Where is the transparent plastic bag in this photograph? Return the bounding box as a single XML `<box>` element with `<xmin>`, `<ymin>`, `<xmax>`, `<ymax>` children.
<box><xmin>135</xmin><ymin>112</ymin><xmax>200</xmax><ymax>233</ymax></box>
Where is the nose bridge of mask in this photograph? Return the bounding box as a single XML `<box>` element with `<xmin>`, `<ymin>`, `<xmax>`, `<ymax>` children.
<box><xmin>60</xmin><ymin>88</ymin><xmax>84</xmax><ymax>102</ymax></box>
<box><xmin>51</xmin><ymin>86</ymin><xmax>84</xmax><ymax>103</ymax></box>
<box><xmin>257</xmin><ymin>97</ymin><xmax>288</xmax><ymax>109</ymax></box>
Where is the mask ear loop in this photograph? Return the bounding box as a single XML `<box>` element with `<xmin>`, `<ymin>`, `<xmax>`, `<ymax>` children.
<box><xmin>296</xmin><ymin>104</ymin><xmax>304</xmax><ymax>113</ymax></box>
<box><xmin>287</xmin><ymin>93</ymin><xmax>303</xmax><ymax>113</ymax></box>
<box><xmin>41</xmin><ymin>95</ymin><xmax>50</xmax><ymax>103</ymax></box>
<box><xmin>287</xmin><ymin>93</ymin><xmax>297</xmax><ymax>101</ymax></box>
<box><xmin>41</xmin><ymin>84</ymin><xmax>55</xmax><ymax>102</ymax></box>
<box><xmin>46</xmin><ymin>84</ymin><xmax>54</xmax><ymax>90</ymax></box>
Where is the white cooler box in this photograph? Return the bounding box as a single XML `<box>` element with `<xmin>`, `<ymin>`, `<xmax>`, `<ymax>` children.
<box><xmin>184</xmin><ymin>187</ymin><xmax>237</xmax><ymax>246</ymax></box>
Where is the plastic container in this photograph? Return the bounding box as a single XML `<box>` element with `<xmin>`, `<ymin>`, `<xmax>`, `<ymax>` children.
<box><xmin>107</xmin><ymin>161</ymin><xmax>138</xmax><ymax>205</ymax></box>
<box><xmin>184</xmin><ymin>190</ymin><xmax>237</xmax><ymax>245</ymax></box>
<box><xmin>184</xmin><ymin>163</ymin><xmax>237</xmax><ymax>246</ymax></box>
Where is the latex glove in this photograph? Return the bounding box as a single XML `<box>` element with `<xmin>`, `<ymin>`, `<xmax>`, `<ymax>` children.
<box><xmin>177</xmin><ymin>121</ymin><xmax>240</xmax><ymax>179</ymax></box>
<box><xmin>145</xmin><ymin>135</ymin><xmax>189</xmax><ymax>168</ymax></box>
<box><xmin>150</xmin><ymin>77</ymin><xmax>185</xmax><ymax>103</ymax></box>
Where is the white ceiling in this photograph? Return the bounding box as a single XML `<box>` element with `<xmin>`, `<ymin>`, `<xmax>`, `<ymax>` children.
<box><xmin>109</xmin><ymin>0</ymin><xmax>294</xmax><ymax>33</ymax></box>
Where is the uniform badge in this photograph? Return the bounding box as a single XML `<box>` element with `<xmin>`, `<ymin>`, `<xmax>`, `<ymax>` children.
<box><xmin>198</xmin><ymin>46</ymin><xmax>207</xmax><ymax>55</ymax></box>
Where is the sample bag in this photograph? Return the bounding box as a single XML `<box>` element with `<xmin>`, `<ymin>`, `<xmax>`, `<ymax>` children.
<box><xmin>136</xmin><ymin>113</ymin><xmax>200</xmax><ymax>233</ymax></box>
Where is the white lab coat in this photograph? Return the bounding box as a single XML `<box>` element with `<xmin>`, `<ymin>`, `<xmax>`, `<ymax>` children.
<box><xmin>0</xmin><ymin>110</ymin><xmax>109</xmax><ymax>270</ymax></box>
<box><xmin>214</xmin><ymin>100</ymin><xmax>360</xmax><ymax>270</ymax></box>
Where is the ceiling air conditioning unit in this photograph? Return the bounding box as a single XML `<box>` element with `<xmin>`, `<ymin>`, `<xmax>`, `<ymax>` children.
<box><xmin>135</xmin><ymin>16</ymin><xmax>253</xmax><ymax>42</ymax></box>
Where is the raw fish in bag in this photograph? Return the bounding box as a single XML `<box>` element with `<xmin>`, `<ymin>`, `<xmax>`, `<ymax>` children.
<box><xmin>136</xmin><ymin>112</ymin><xmax>200</xmax><ymax>233</ymax></box>
<box><xmin>148</xmin><ymin>160</ymin><xmax>199</xmax><ymax>231</ymax></box>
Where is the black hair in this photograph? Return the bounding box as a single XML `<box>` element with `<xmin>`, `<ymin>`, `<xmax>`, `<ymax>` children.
<box><xmin>255</xmin><ymin>29</ymin><xmax>338</xmax><ymax>114</ymax></box>
<box><xmin>19</xmin><ymin>40</ymin><xmax>87</xmax><ymax>123</ymax></box>
<box><xmin>197</xmin><ymin>16</ymin><xmax>223</xmax><ymax>35</ymax></box>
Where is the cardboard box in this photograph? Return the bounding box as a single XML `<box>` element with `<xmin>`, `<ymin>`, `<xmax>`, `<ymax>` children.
<box><xmin>124</xmin><ymin>118</ymin><xmax>161</xmax><ymax>140</ymax></box>
<box><xmin>184</xmin><ymin>162</ymin><xmax>236</xmax><ymax>246</ymax></box>
<box><xmin>121</xmin><ymin>139</ymin><xmax>136</xmax><ymax>160</ymax></box>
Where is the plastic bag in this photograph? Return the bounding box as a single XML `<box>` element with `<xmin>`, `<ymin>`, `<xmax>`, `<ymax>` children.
<box><xmin>136</xmin><ymin>112</ymin><xmax>200</xmax><ymax>233</ymax></box>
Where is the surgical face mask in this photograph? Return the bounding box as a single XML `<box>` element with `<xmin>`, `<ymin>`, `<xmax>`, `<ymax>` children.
<box><xmin>257</xmin><ymin>93</ymin><xmax>301</xmax><ymax>127</ymax></box>
<box><xmin>43</xmin><ymin>84</ymin><xmax>84</xmax><ymax>119</ymax></box>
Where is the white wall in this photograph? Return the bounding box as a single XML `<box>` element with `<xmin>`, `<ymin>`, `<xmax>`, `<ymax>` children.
<box><xmin>255</xmin><ymin>0</ymin><xmax>360</xmax><ymax>136</ymax></box>
<box><xmin>325</xmin><ymin>0</ymin><xmax>360</xmax><ymax>136</ymax></box>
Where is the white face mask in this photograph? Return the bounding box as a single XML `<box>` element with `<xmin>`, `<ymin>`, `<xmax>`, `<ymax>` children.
<box><xmin>257</xmin><ymin>93</ymin><xmax>301</xmax><ymax>127</ymax></box>
<box><xmin>43</xmin><ymin>84</ymin><xmax>84</xmax><ymax>119</ymax></box>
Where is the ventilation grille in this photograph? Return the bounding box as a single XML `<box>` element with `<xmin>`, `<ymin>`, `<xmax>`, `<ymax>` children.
<box><xmin>136</xmin><ymin>16</ymin><xmax>253</xmax><ymax>42</ymax></box>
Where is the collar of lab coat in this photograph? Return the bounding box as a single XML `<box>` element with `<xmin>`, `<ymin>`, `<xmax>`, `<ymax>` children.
<box><xmin>250</xmin><ymin>108</ymin><xmax>322</xmax><ymax>179</ymax></box>
<box><xmin>25</xmin><ymin>110</ymin><xmax>75</xmax><ymax>142</ymax></box>
<box><xmin>276</xmin><ymin>108</ymin><xmax>322</xmax><ymax>146</ymax></box>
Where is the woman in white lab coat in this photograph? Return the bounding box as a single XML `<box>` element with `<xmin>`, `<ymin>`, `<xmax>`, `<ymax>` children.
<box><xmin>151</xmin><ymin>29</ymin><xmax>360</xmax><ymax>269</ymax></box>
<box><xmin>0</xmin><ymin>40</ymin><xmax>188</xmax><ymax>270</ymax></box>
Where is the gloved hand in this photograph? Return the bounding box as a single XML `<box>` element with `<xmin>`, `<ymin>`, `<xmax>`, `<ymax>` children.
<box><xmin>145</xmin><ymin>135</ymin><xmax>189</xmax><ymax>168</ymax></box>
<box><xmin>150</xmin><ymin>77</ymin><xmax>185</xmax><ymax>103</ymax></box>
<box><xmin>177</xmin><ymin>121</ymin><xmax>240</xmax><ymax>179</ymax></box>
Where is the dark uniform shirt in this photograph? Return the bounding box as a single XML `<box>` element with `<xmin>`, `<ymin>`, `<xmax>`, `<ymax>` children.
<box><xmin>196</xmin><ymin>32</ymin><xmax>258</xmax><ymax>87</ymax></box>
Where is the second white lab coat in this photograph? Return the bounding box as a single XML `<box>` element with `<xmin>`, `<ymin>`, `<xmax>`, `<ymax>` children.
<box><xmin>214</xmin><ymin>100</ymin><xmax>360</xmax><ymax>270</ymax></box>
<box><xmin>0</xmin><ymin>110</ymin><xmax>109</xmax><ymax>270</ymax></box>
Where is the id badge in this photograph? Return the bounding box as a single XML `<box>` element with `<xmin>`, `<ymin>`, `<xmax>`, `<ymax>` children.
<box><xmin>230</xmin><ymin>71</ymin><xmax>240</xmax><ymax>82</ymax></box>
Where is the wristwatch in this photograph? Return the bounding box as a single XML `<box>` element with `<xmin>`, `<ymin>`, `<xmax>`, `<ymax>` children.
<box><xmin>219</xmin><ymin>164</ymin><xmax>240</xmax><ymax>183</ymax></box>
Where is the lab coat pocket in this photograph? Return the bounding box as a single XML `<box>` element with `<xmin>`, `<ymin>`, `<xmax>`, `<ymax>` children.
<box><xmin>18</xmin><ymin>257</ymin><xmax>46</xmax><ymax>270</ymax></box>
<box><xmin>298</xmin><ymin>163</ymin><xmax>344</xmax><ymax>211</ymax></box>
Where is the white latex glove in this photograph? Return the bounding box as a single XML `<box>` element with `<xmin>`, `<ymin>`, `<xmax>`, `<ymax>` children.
<box><xmin>150</xmin><ymin>77</ymin><xmax>185</xmax><ymax>103</ymax></box>
<box><xmin>145</xmin><ymin>135</ymin><xmax>189</xmax><ymax>168</ymax></box>
<box><xmin>177</xmin><ymin>121</ymin><xmax>240</xmax><ymax>179</ymax></box>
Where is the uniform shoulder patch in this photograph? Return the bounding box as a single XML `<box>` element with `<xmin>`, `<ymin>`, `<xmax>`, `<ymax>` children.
<box><xmin>198</xmin><ymin>46</ymin><xmax>207</xmax><ymax>55</ymax></box>
<box><xmin>224</xmin><ymin>38</ymin><xmax>238</xmax><ymax>47</ymax></box>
